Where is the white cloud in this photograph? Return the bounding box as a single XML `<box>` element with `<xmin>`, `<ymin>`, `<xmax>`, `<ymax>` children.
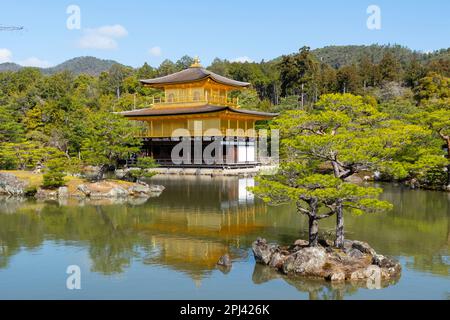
<box><xmin>231</xmin><ymin>56</ymin><xmax>254</xmax><ymax>63</ymax></box>
<box><xmin>0</xmin><ymin>49</ymin><xmax>51</xmax><ymax>68</ymax></box>
<box><xmin>0</xmin><ymin>48</ymin><xmax>13</xmax><ymax>63</ymax></box>
<box><xmin>148</xmin><ymin>46</ymin><xmax>162</xmax><ymax>57</ymax></box>
<box><xmin>96</xmin><ymin>24</ymin><xmax>128</xmax><ymax>38</ymax></box>
<box><xmin>78</xmin><ymin>24</ymin><xmax>128</xmax><ymax>50</ymax></box>
<box><xmin>19</xmin><ymin>57</ymin><xmax>52</xmax><ymax>68</ymax></box>
<box><xmin>79</xmin><ymin>34</ymin><xmax>118</xmax><ymax>50</ymax></box>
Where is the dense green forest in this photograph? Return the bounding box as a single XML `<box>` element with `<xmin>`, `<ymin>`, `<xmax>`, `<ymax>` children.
<box><xmin>0</xmin><ymin>44</ymin><xmax>449</xmax><ymax>189</ymax></box>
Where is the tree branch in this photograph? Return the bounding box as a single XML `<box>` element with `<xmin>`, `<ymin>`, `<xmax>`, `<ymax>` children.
<box><xmin>316</xmin><ymin>211</ymin><xmax>336</xmax><ymax>220</ymax></box>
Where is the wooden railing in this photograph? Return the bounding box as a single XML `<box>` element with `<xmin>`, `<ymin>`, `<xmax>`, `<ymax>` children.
<box><xmin>151</xmin><ymin>93</ymin><xmax>239</xmax><ymax>107</ymax></box>
<box><xmin>137</xmin><ymin>128</ymin><xmax>257</xmax><ymax>138</ymax></box>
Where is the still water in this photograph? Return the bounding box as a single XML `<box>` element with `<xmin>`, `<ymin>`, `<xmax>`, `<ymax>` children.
<box><xmin>0</xmin><ymin>176</ymin><xmax>449</xmax><ymax>300</ymax></box>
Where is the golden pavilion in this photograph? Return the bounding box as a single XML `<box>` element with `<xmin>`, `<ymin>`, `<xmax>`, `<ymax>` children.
<box><xmin>120</xmin><ymin>58</ymin><xmax>277</xmax><ymax>167</ymax></box>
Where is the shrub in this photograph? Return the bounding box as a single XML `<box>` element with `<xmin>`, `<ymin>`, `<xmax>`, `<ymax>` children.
<box><xmin>409</xmin><ymin>155</ymin><xmax>449</xmax><ymax>189</ymax></box>
<box><xmin>24</xmin><ymin>186</ymin><xmax>38</xmax><ymax>197</ymax></box>
<box><xmin>136</xmin><ymin>157</ymin><xmax>158</xmax><ymax>169</ymax></box>
<box><xmin>127</xmin><ymin>157</ymin><xmax>158</xmax><ymax>182</ymax></box>
<box><xmin>42</xmin><ymin>158</ymin><xmax>67</xmax><ymax>189</ymax></box>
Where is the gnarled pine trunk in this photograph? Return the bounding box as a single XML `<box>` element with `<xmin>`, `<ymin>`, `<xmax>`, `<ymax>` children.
<box><xmin>309</xmin><ymin>216</ymin><xmax>319</xmax><ymax>247</ymax></box>
<box><xmin>308</xmin><ymin>198</ymin><xmax>319</xmax><ymax>247</ymax></box>
<box><xmin>335</xmin><ymin>200</ymin><xmax>344</xmax><ymax>249</ymax></box>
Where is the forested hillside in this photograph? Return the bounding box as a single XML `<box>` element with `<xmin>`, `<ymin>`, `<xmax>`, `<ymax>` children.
<box><xmin>312</xmin><ymin>45</ymin><xmax>424</xmax><ymax>67</ymax></box>
<box><xmin>0</xmin><ymin>62</ymin><xmax>22</xmax><ymax>72</ymax></box>
<box><xmin>44</xmin><ymin>56</ymin><xmax>124</xmax><ymax>75</ymax></box>
<box><xmin>0</xmin><ymin>56</ymin><xmax>123</xmax><ymax>76</ymax></box>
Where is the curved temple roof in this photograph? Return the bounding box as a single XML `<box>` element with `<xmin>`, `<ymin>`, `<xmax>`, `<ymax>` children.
<box><xmin>140</xmin><ymin>67</ymin><xmax>250</xmax><ymax>88</ymax></box>
<box><xmin>119</xmin><ymin>105</ymin><xmax>277</xmax><ymax>118</ymax></box>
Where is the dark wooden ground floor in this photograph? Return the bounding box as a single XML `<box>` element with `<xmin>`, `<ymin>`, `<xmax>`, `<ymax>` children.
<box><xmin>135</xmin><ymin>137</ymin><xmax>259</xmax><ymax>168</ymax></box>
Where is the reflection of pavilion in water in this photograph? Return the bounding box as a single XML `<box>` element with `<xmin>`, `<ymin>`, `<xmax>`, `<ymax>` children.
<box><xmin>137</xmin><ymin>176</ymin><xmax>264</xmax><ymax>283</ymax></box>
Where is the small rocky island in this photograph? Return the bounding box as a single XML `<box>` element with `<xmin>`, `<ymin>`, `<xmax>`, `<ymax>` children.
<box><xmin>0</xmin><ymin>171</ymin><xmax>164</xmax><ymax>202</ymax></box>
<box><xmin>252</xmin><ymin>238</ymin><xmax>401</xmax><ymax>284</ymax></box>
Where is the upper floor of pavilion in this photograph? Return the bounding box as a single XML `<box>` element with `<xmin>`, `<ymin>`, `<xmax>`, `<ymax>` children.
<box><xmin>141</xmin><ymin>57</ymin><xmax>250</xmax><ymax>109</ymax></box>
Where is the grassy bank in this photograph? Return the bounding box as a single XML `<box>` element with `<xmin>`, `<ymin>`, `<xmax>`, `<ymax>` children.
<box><xmin>0</xmin><ymin>170</ymin><xmax>134</xmax><ymax>194</ymax></box>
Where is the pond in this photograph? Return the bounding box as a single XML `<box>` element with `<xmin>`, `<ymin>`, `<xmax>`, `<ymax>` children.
<box><xmin>0</xmin><ymin>176</ymin><xmax>449</xmax><ymax>300</ymax></box>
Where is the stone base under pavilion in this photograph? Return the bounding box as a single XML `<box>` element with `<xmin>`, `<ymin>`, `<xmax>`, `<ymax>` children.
<box><xmin>146</xmin><ymin>165</ymin><xmax>278</xmax><ymax>177</ymax></box>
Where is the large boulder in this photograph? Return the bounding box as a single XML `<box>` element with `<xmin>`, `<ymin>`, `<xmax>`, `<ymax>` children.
<box><xmin>114</xmin><ymin>169</ymin><xmax>128</xmax><ymax>180</ymax></box>
<box><xmin>81</xmin><ymin>166</ymin><xmax>103</xmax><ymax>181</ymax></box>
<box><xmin>58</xmin><ymin>186</ymin><xmax>69</xmax><ymax>198</ymax></box>
<box><xmin>327</xmin><ymin>271</ymin><xmax>346</xmax><ymax>282</ymax></box>
<box><xmin>350</xmin><ymin>265</ymin><xmax>382</xmax><ymax>286</ymax></box>
<box><xmin>127</xmin><ymin>184</ymin><xmax>150</xmax><ymax>197</ymax></box>
<box><xmin>77</xmin><ymin>184</ymin><xmax>91</xmax><ymax>197</ymax></box>
<box><xmin>35</xmin><ymin>186</ymin><xmax>69</xmax><ymax>200</ymax></box>
<box><xmin>35</xmin><ymin>188</ymin><xmax>59</xmax><ymax>200</ymax></box>
<box><xmin>351</xmin><ymin>240</ymin><xmax>377</xmax><ymax>257</ymax></box>
<box><xmin>148</xmin><ymin>184</ymin><xmax>165</xmax><ymax>193</ymax></box>
<box><xmin>0</xmin><ymin>173</ymin><xmax>28</xmax><ymax>196</ymax></box>
<box><xmin>252</xmin><ymin>238</ymin><xmax>277</xmax><ymax>265</ymax></box>
<box><xmin>344</xmin><ymin>174</ymin><xmax>363</xmax><ymax>184</ymax></box>
<box><xmin>128</xmin><ymin>182</ymin><xmax>165</xmax><ymax>197</ymax></box>
<box><xmin>269</xmin><ymin>252</ymin><xmax>288</xmax><ymax>268</ymax></box>
<box><xmin>294</xmin><ymin>239</ymin><xmax>309</xmax><ymax>247</ymax></box>
<box><xmin>372</xmin><ymin>254</ymin><xmax>402</xmax><ymax>278</ymax></box>
<box><xmin>290</xmin><ymin>247</ymin><xmax>327</xmax><ymax>275</ymax></box>
<box><xmin>347</xmin><ymin>248</ymin><xmax>364</xmax><ymax>259</ymax></box>
<box><xmin>106</xmin><ymin>187</ymin><xmax>128</xmax><ymax>198</ymax></box>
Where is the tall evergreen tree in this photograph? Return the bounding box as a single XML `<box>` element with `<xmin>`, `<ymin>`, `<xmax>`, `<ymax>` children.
<box><xmin>378</xmin><ymin>52</ymin><xmax>402</xmax><ymax>82</ymax></box>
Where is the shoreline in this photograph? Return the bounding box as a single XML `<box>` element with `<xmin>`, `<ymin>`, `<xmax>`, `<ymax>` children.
<box><xmin>0</xmin><ymin>171</ymin><xmax>165</xmax><ymax>201</ymax></box>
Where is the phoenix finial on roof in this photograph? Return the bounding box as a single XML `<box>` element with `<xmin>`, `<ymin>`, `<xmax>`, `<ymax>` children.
<box><xmin>190</xmin><ymin>56</ymin><xmax>202</xmax><ymax>68</ymax></box>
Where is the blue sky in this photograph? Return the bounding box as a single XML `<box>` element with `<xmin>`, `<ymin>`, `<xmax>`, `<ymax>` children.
<box><xmin>0</xmin><ymin>0</ymin><xmax>449</xmax><ymax>68</ymax></box>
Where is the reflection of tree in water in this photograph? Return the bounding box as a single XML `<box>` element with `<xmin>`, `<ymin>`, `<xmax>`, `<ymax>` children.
<box><xmin>406</xmin><ymin>254</ymin><xmax>450</xmax><ymax>277</ymax></box>
<box><xmin>0</xmin><ymin>202</ymin><xmax>146</xmax><ymax>274</ymax></box>
<box><xmin>335</xmin><ymin>183</ymin><xmax>450</xmax><ymax>277</ymax></box>
<box><xmin>0</xmin><ymin>202</ymin><xmax>45</xmax><ymax>269</ymax></box>
<box><xmin>88</xmin><ymin>206</ymin><xmax>140</xmax><ymax>274</ymax></box>
<box><xmin>0</xmin><ymin>196</ymin><xmax>28</xmax><ymax>214</ymax></box>
<box><xmin>252</xmin><ymin>264</ymin><xmax>400</xmax><ymax>300</ymax></box>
